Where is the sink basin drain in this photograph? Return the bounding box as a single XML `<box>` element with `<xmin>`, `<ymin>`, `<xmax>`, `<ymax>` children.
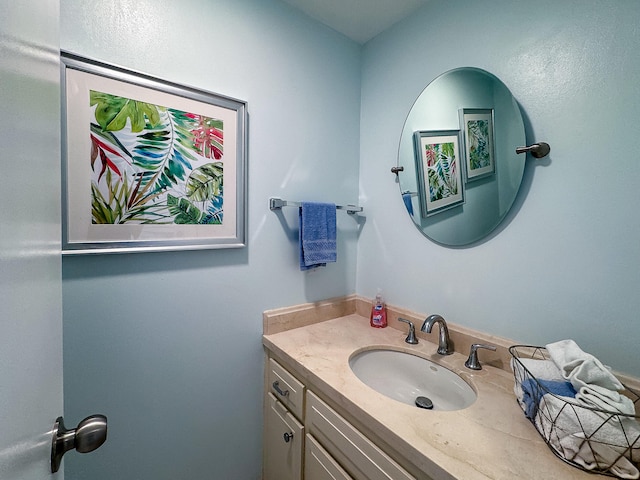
<box><xmin>415</xmin><ymin>396</ymin><xmax>433</xmax><ymax>409</ymax></box>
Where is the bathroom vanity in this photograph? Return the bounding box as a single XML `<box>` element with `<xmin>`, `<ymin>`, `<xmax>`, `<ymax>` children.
<box><xmin>264</xmin><ymin>356</ymin><xmax>414</xmax><ymax>479</ymax></box>
<box><xmin>262</xmin><ymin>296</ymin><xmax>606</xmax><ymax>479</ymax></box>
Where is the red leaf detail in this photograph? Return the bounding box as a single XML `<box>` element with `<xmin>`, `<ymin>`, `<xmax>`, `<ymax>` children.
<box><xmin>211</xmin><ymin>127</ymin><xmax>223</xmax><ymax>142</ymax></box>
<box><xmin>190</xmin><ymin>118</ymin><xmax>223</xmax><ymax>159</ymax></box>
<box><xmin>97</xmin><ymin>149</ymin><xmax>121</xmax><ymax>181</ymax></box>
<box><xmin>98</xmin><ymin>150</ymin><xmax>108</xmax><ymax>181</ymax></box>
<box><xmin>92</xmin><ymin>134</ymin><xmax>124</xmax><ymax>159</ymax></box>
<box><xmin>91</xmin><ymin>134</ymin><xmax>125</xmax><ymax>180</ymax></box>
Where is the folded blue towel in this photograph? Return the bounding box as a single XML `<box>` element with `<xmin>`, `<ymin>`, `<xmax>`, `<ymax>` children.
<box><xmin>402</xmin><ymin>192</ymin><xmax>414</xmax><ymax>215</ymax></box>
<box><xmin>299</xmin><ymin>202</ymin><xmax>337</xmax><ymax>271</ymax></box>
<box><xmin>521</xmin><ymin>379</ymin><xmax>577</xmax><ymax>419</ymax></box>
<box><xmin>541</xmin><ymin>379</ymin><xmax>579</xmax><ymax>398</ymax></box>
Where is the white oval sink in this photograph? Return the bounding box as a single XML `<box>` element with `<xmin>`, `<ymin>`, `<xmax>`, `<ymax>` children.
<box><xmin>349</xmin><ymin>349</ymin><xmax>476</xmax><ymax>411</ymax></box>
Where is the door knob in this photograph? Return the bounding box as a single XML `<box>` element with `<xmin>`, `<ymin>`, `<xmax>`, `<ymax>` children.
<box><xmin>51</xmin><ymin>414</ymin><xmax>107</xmax><ymax>473</ymax></box>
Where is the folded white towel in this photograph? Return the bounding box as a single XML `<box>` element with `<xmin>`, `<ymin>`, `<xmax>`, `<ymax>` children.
<box><xmin>579</xmin><ymin>384</ymin><xmax>637</xmax><ymax>416</ymax></box>
<box><xmin>512</xmin><ymin>357</ymin><xmax>565</xmax><ymax>381</ymax></box>
<box><xmin>536</xmin><ymin>392</ymin><xmax>640</xmax><ymax>464</ymax></box>
<box><xmin>557</xmin><ymin>433</ymin><xmax>640</xmax><ymax>479</ymax></box>
<box><xmin>546</xmin><ymin>339</ymin><xmax>636</xmax><ymax>415</ymax></box>
<box><xmin>546</xmin><ymin>339</ymin><xmax>623</xmax><ymax>391</ymax></box>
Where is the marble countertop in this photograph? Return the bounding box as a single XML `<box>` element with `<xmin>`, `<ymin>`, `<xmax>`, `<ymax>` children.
<box><xmin>263</xmin><ymin>314</ymin><xmax>597</xmax><ymax>480</ymax></box>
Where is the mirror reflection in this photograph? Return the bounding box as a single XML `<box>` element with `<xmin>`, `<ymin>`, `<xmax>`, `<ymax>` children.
<box><xmin>397</xmin><ymin>67</ymin><xmax>526</xmax><ymax>246</ymax></box>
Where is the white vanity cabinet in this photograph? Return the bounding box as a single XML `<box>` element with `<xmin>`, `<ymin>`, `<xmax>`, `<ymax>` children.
<box><xmin>264</xmin><ymin>358</ymin><xmax>306</xmax><ymax>480</ymax></box>
<box><xmin>263</xmin><ymin>355</ymin><xmax>419</xmax><ymax>480</ymax></box>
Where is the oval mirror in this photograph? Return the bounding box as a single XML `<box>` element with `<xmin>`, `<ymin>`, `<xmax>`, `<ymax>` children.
<box><xmin>397</xmin><ymin>67</ymin><xmax>526</xmax><ymax>246</ymax></box>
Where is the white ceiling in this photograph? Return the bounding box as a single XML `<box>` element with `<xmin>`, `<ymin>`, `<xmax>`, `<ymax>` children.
<box><xmin>281</xmin><ymin>0</ymin><xmax>430</xmax><ymax>44</ymax></box>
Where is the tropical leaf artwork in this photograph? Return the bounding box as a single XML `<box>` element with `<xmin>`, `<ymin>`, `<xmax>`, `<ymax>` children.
<box><xmin>466</xmin><ymin>119</ymin><xmax>490</xmax><ymax>170</ymax></box>
<box><xmin>424</xmin><ymin>142</ymin><xmax>459</xmax><ymax>202</ymax></box>
<box><xmin>89</xmin><ymin>89</ymin><xmax>224</xmax><ymax>225</ymax></box>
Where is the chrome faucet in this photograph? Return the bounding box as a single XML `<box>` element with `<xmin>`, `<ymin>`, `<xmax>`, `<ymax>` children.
<box><xmin>420</xmin><ymin>314</ymin><xmax>453</xmax><ymax>355</ymax></box>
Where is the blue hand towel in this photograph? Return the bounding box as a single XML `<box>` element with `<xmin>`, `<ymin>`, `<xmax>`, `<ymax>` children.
<box><xmin>521</xmin><ymin>379</ymin><xmax>577</xmax><ymax>420</ymax></box>
<box><xmin>402</xmin><ymin>192</ymin><xmax>414</xmax><ymax>215</ymax></box>
<box><xmin>299</xmin><ymin>202</ymin><xmax>337</xmax><ymax>271</ymax></box>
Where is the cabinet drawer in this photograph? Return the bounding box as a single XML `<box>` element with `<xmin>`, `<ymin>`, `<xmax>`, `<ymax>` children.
<box><xmin>305</xmin><ymin>434</ymin><xmax>353</xmax><ymax>480</ymax></box>
<box><xmin>264</xmin><ymin>393</ymin><xmax>304</xmax><ymax>480</ymax></box>
<box><xmin>306</xmin><ymin>391</ymin><xmax>415</xmax><ymax>480</ymax></box>
<box><xmin>268</xmin><ymin>358</ymin><xmax>305</xmax><ymax>420</ymax></box>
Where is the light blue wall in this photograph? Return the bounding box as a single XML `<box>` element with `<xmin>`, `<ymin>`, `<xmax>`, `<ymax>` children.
<box><xmin>358</xmin><ymin>0</ymin><xmax>640</xmax><ymax>376</ymax></box>
<box><xmin>61</xmin><ymin>0</ymin><xmax>361</xmax><ymax>478</ymax></box>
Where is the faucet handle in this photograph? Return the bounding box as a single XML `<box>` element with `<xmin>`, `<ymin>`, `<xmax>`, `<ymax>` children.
<box><xmin>465</xmin><ymin>343</ymin><xmax>497</xmax><ymax>370</ymax></box>
<box><xmin>398</xmin><ymin>318</ymin><xmax>418</xmax><ymax>344</ymax></box>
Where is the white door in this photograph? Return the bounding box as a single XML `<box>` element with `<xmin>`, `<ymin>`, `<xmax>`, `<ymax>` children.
<box><xmin>0</xmin><ymin>1</ymin><xmax>64</xmax><ymax>479</ymax></box>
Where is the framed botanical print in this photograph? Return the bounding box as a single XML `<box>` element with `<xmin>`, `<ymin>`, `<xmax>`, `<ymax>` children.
<box><xmin>459</xmin><ymin>108</ymin><xmax>495</xmax><ymax>182</ymax></box>
<box><xmin>61</xmin><ymin>52</ymin><xmax>248</xmax><ymax>254</ymax></box>
<box><xmin>413</xmin><ymin>130</ymin><xmax>464</xmax><ymax>217</ymax></box>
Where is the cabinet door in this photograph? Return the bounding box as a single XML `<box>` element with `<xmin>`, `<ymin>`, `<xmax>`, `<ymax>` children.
<box><xmin>264</xmin><ymin>393</ymin><xmax>304</xmax><ymax>480</ymax></box>
<box><xmin>305</xmin><ymin>434</ymin><xmax>353</xmax><ymax>480</ymax></box>
<box><xmin>306</xmin><ymin>391</ymin><xmax>416</xmax><ymax>480</ymax></box>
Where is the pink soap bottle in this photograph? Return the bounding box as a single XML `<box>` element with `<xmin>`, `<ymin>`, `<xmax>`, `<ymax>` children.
<box><xmin>370</xmin><ymin>291</ymin><xmax>387</xmax><ymax>328</ymax></box>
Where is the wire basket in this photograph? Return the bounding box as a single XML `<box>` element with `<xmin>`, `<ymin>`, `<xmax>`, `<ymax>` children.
<box><xmin>509</xmin><ymin>345</ymin><xmax>640</xmax><ymax>478</ymax></box>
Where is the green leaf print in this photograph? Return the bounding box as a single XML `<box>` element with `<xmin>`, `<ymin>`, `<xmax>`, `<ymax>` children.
<box><xmin>91</xmin><ymin>90</ymin><xmax>161</xmax><ymax>132</ymax></box>
<box><xmin>186</xmin><ymin>162</ymin><xmax>223</xmax><ymax>202</ymax></box>
<box><xmin>167</xmin><ymin>194</ymin><xmax>203</xmax><ymax>224</ymax></box>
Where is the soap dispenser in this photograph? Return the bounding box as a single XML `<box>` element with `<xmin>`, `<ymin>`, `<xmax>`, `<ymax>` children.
<box><xmin>370</xmin><ymin>291</ymin><xmax>387</xmax><ymax>328</ymax></box>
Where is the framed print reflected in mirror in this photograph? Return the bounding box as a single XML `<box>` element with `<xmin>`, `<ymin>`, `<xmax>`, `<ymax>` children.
<box><xmin>413</xmin><ymin>130</ymin><xmax>464</xmax><ymax>217</ymax></box>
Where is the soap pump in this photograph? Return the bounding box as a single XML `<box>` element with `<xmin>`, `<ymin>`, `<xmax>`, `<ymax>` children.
<box><xmin>370</xmin><ymin>291</ymin><xmax>387</xmax><ymax>328</ymax></box>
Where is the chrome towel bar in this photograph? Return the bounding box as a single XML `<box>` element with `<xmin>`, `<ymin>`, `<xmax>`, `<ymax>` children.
<box><xmin>269</xmin><ymin>197</ymin><xmax>363</xmax><ymax>214</ymax></box>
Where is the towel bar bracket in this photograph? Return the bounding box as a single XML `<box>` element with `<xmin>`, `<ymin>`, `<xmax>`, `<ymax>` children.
<box><xmin>269</xmin><ymin>197</ymin><xmax>363</xmax><ymax>214</ymax></box>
